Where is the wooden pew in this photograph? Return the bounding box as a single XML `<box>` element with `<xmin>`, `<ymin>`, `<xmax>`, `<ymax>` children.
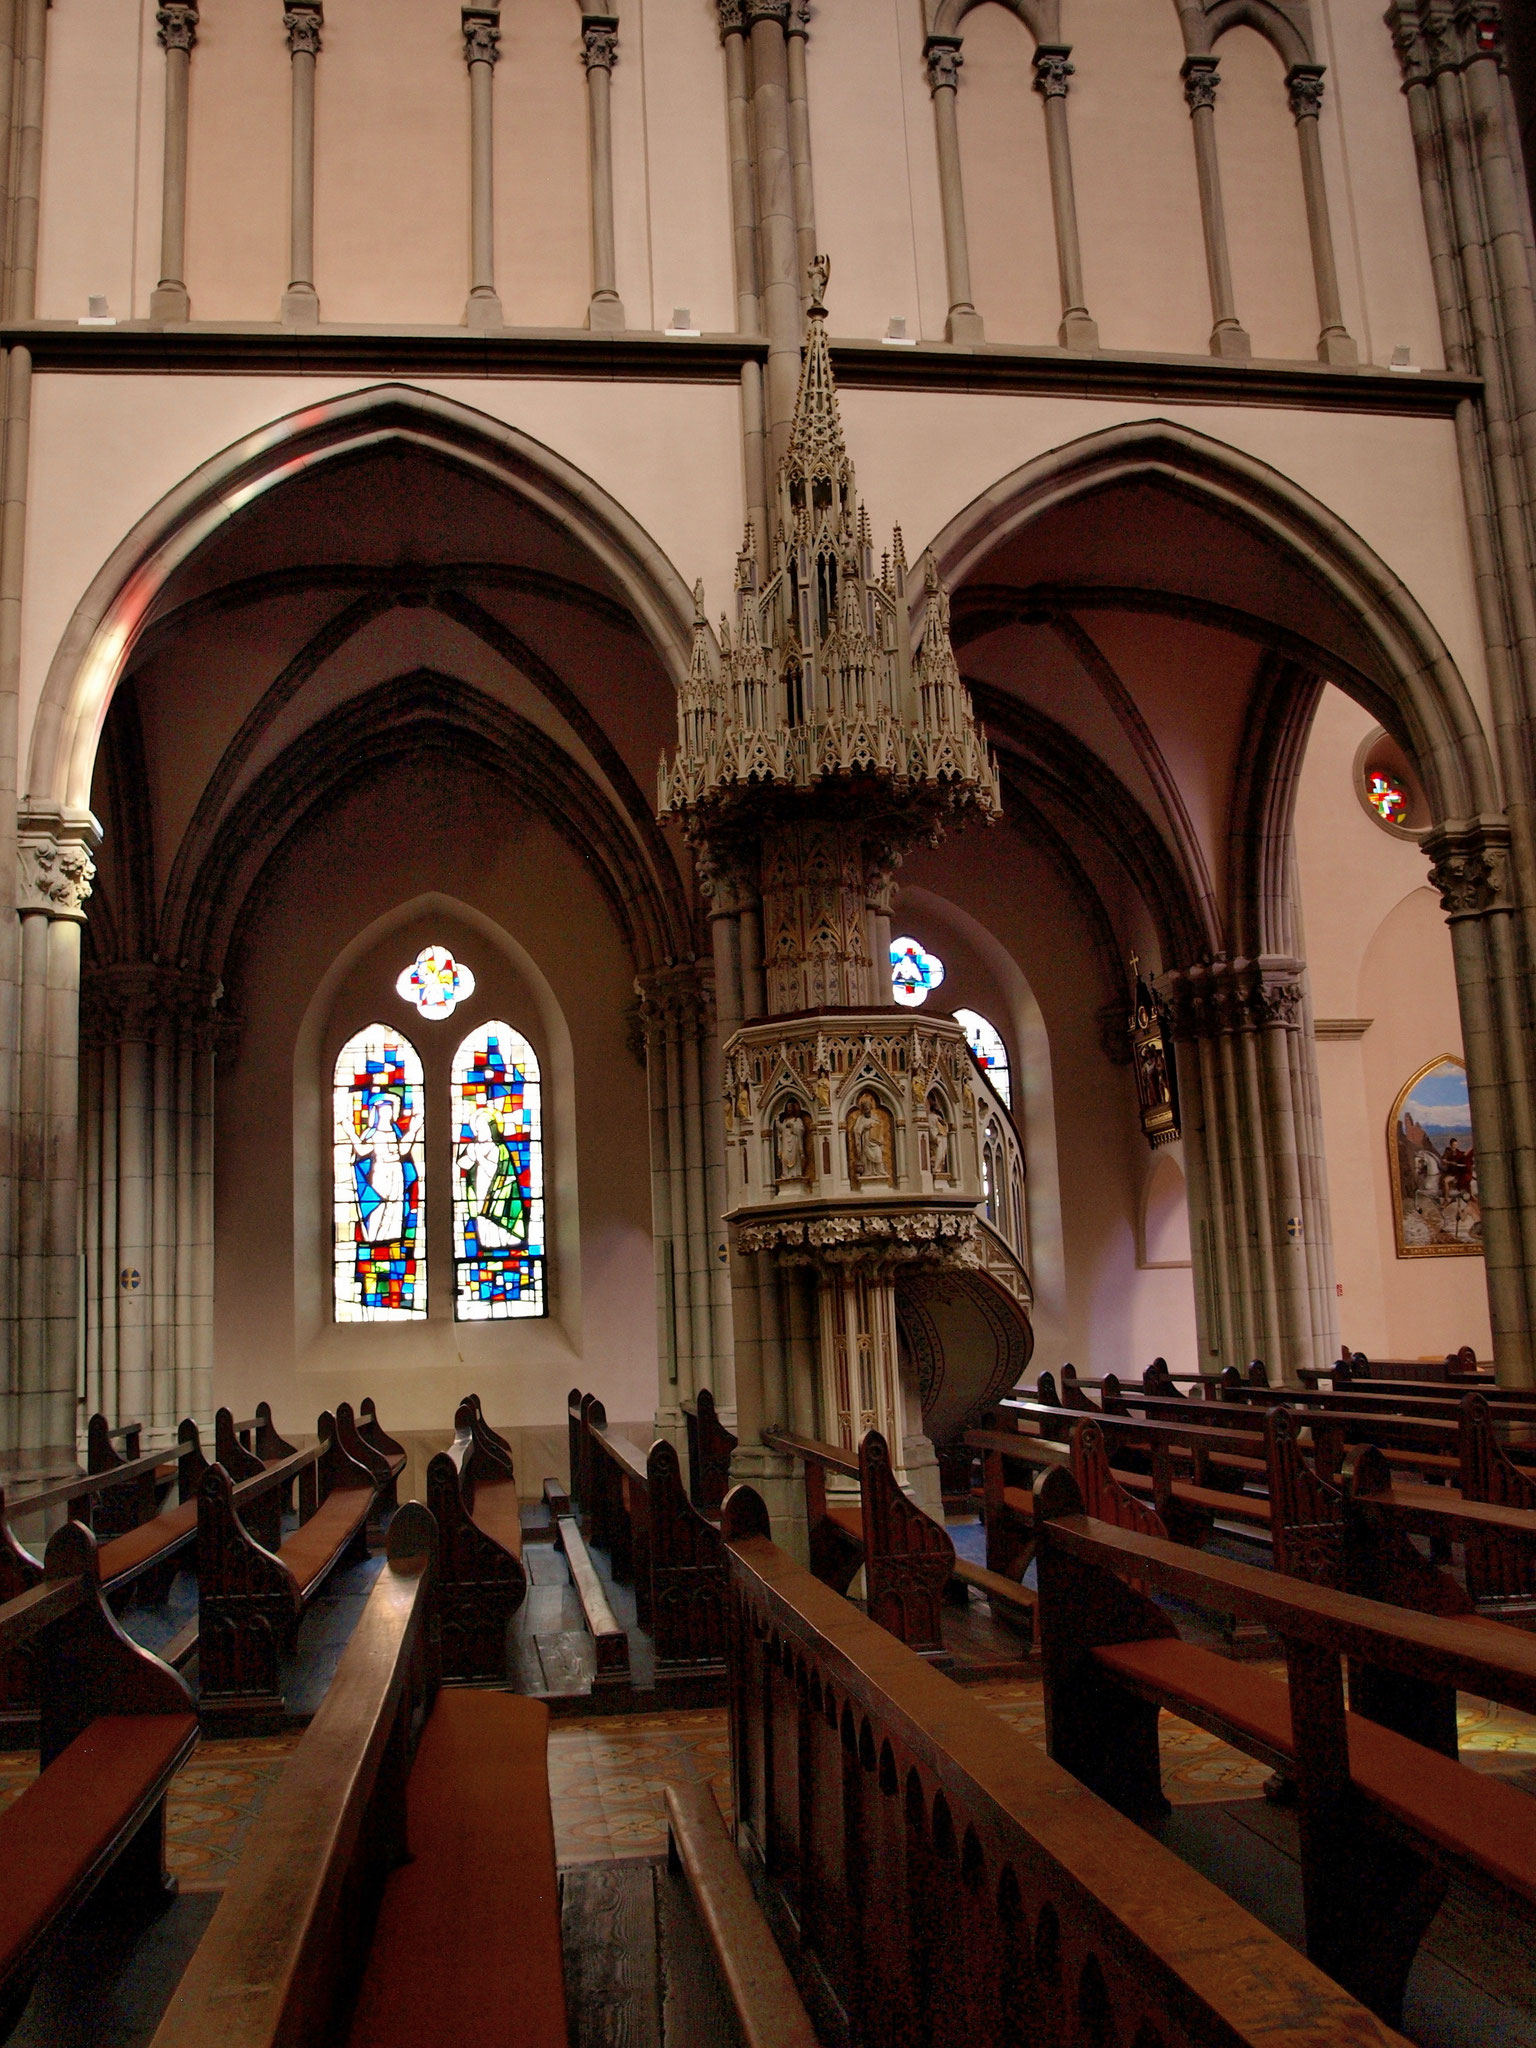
<box><xmin>1034</xmin><ymin>1461</ymin><xmax>1536</xmax><ymax>2025</ymax></box>
<box><xmin>357</xmin><ymin>1397</ymin><xmax>407</xmax><ymax>1507</ymax></box>
<box><xmin>763</xmin><ymin>1427</ymin><xmax>955</xmax><ymax>1658</ymax></box>
<box><xmin>579</xmin><ymin>1395</ymin><xmax>652</xmax><ymax>1627</ymax></box>
<box><xmin>718</xmin><ymin>1485</ymin><xmax>1406</xmax><ymax>2048</ymax></box>
<box><xmin>553</xmin><ymin>1495</ymin><xmax>629</xmax><ymax>1686</ymax></box>
<box><xmin>196</xmin><ymin>1403</ymin><xmax>382</xmax><ymax>1723</ymax></box>
<box><xmin>0</xmin><ymin>1520</ymin><xmax>198</xmax><ymax>2037</ymax></box>
<box><xmin>425</xmin><ymin>1397</ymin><xmax>528</xmax><ymax>1684</ymax></box>
<box><xmin>681</xmin><ymin>1386</ymin><xmax>737</xmax><ymax>1519</ymax></box>
<box><xmin>150</xmin><ymin>1504</ymin><xmax>571</xmax><ymax>2048</ymax></box>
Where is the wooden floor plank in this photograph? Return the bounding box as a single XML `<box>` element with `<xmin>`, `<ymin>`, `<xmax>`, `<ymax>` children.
<box><xmin>655</xmin><ymin>1859</ymin><xmax>744</xmax><ymax>2048</ymax></box>
<box><xmin>562</xmin><ymin>1863</ymin><xmax>661</xmax><ymax>2048</ymax></box>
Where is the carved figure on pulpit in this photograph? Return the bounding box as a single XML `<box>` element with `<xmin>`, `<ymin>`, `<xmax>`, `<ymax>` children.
<box><xmin>775</xmin><ymin>1103</ymin><xmax>809</xmax><ymax>1183</ymax></box>
<box><xmin>847</xmin><ymin>1089</ymin><xmax>894</xmax><ymax>1185</ymax></box>
<box><xmin>926</xmin><ymin>1093</ymin><xmax>952</xmax><ymax>1183</ymax></box>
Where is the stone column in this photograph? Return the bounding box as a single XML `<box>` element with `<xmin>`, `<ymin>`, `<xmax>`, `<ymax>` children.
<box><xmin>1285</xmin><ymin>65</ymin><xmax>1356</xmax><ymax>364</ymax></box>
<box><xmin>14</xmin><ymin>813</ymin><xmax>96</xmax><ymax>1455</ymax></box>
<box><xmin>281</xmin><ymin>1</ymin><xmax>322</xmax><ymax>325</ymax></box>
<box><xmin>580</xmin><ymin>16</ymin><xmax>624</xmax><ymax>332</ymax></box>
<box><xmin>747</xmin><ymin>0</ymin><xmax>801</xmax><ymax>465</ymax></box>
<box><xmin>785</xmin><ymin>0</ymin><xmax>817</xmax><ymax>307</ymax></box>
<box><xmin>462</xmin><ymin>7</ymin><xmax>504</xmax><ymax>330</ymax></box>
<box><xmin>925</xmin><ymin>35</ymin><xmax>984</xmax><ymax>342</ymax></box>
<box><xmin>1181</xmin><ymin>56</ymin><xmax>1250</xmax><ymax>359</ymax></box>
<box><xmin>150</xmin><ymin>1</ymin><xmax>197</xmax><ymax>322</ymax></box>
<box><xmin>717</xmin><ymin>1</ymin><xmax>768</xmax><ymax>547</ymax></box>
<box><xmin>1032</xmin><ymin>47</ymin><xmax>1098</xmax><ymax>349</ymax></box>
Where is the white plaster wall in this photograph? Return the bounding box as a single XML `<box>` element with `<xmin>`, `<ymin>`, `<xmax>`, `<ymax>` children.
<box><xmin>35</xmin><ymin>0</ymin><xmax>145</xmax><ymax>322</ymax></box>
<box><xmin>182</xmin><ymin>0</ymin><xmax>288</xmax><ymax>322</ymax></box>
<box><xmin>1214</xmin><ymin>26</ymin><xmax>1319</xmax><ymax>363</ymax></box>
<box><xmin>951</xmin><ymin>4</ymin><xmax>1058</xmax><ymax>347</ymax></box>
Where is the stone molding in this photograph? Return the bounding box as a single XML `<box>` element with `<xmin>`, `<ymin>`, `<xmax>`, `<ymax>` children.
<box><xmin>924</xmin><ymin>34</ymin><xmax>963</xmax><ymax>94</ymax></box>
<box><xmin>1181</xmin><ymin>54</ymin><xmax>1219</xmax><ymax>112</ymax></box>
<box><xmin>462</xmin><ymin>8</ymin><xmax>500</xmax><ymax>66</ymax></box>
<box><xmin>16</xmin><ymin>811</ymin><xmax>100</xmax><ymax>921</ymax></box>
<box><xmin>283</xmin><ymin>2</ymin><xmax>322</xmax><ymax>56</ymax></box>
<box><xmin>156</xmin><ymin>2</ymin><xmax>198</xmax><ymax>52</ymax></box>
<box><xmin>581</xmin><ymin>15</ymin><xmax>618</xmax><ymax>71</ymax></box>
<box><xmin>1032</xmin><ymin>46</ymin><xmax>1074</xmax><ymax>99</ymax></box>
<box><xmin>734</xmin><ymin>1205</ymin><xmax>980</xmax><ymax>1270</ymax></box>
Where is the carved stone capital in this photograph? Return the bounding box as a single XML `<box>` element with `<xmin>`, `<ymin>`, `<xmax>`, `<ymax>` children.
<box><xmin>716</xmin><ymin>0</ymin><xmax>746</xmax><ymax>36</ymax></box>
<box><xmin>79</xmin><ymin>961</ymin><xmax>228</xmax><ymax>1052</ymax></box>
<box><xmin>924</xmin><ymin>34</ymin><xmax>963</xmax><ymax>94</ymax></box>
<box><xmin>1245</xmin><ymin>963</ymin><xmax>1305</xmax><ymax>1030</ymax></box>
<box><xmin>462</xmin><ymin>7</ymin><xmax>501</xmax><ymax>66</ymax></box>
<box><xmin>1387</xmin><ymin>0</ymin><xmax>1501</xmax><ymax>80</ymax></box>
<box><xmin>17</xmin><ymin>811</ymin><xmax>100</xmax><ymax>921</ymax></box>
<box><xmin>581</xmin><ymin>14</ymin><xmax>619</xmax><ymax>71</ymax></box>
<box><xmin>1181</xmin><ymin>54</ymin><xmax>1219</xmax><ymax>113</ymax></box>
<box><xmin>787</xmin><ymin>0</ymin><xmax>811</xmax><ymax>38</ymax></box>
<box><xmin>156</xmin><ymin>1</ymin><xmax>198</xmax><ymax>52</ymax></box>
<box><xmin>743</xmin><ymin>0</ymin><xmax>790</xmax><ymax>23</ymax></box>
<box><xmin>1032</xmin><ymin>45</ymin><xmax>1074</xmax><ymax>99</ymax></box>
<box><xmin>635</xmin><ymin>960</ymin><xmax>716</xmax><ymax>1051</ymax></box>
<box><xmin>1424</xmin><ymin>819</ymin><xmax>1513</xmax><ymax>919</ymax></box>
<box><xmin>1156</xmin><ymin>956</ymin><xmax>1306</xmax><ymax>1036</ymax></box>
<box><xmin>284</xmin><ymin>2</ymin><xmax>322</xmax><ymax>55</ymax></box>
<box><xmin>1286</xmin><ymin>63</ymin><xmax>1325</xmax><ymax>119</ymax></box>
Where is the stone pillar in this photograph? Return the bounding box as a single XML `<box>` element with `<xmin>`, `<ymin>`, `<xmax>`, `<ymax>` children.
<box><xmin>1032</xmin><ymin>46</ymin><xmax>1098</xmax><ymax>349</ymax></box>
<box><xmin>1285</xmin><ymin>65</ymin><xmax>1357</xmax><ymax>364</ymax></box>
<box><xmin>747</xmin><ymin>0</ymin><xmax>801</xmax><ymax>465</ymax></box>
<box><xmin>150</xmin><ymin>1</ymin><xmax>197</xmax><ymax>322</ymax></box>
<box><xmin>785</xmin><ymin>0</ymin><xmax>817</xmax><ymax>309</ymax></box>
<box><xmin>281</xmin><ymin>0</ymin><xmax>322</xmax><ymax>325</ymax></box>
<box><xmin>717</xmin><ymin>0</ymin><xmax>768</xmax><ymax>547</ymax></box>
<box><xmin>924</xmin><ymin>35</ymin><xmax>984</xmax><ymax>343</ymax></box>
<box><xmin>462</xmin><ymin>7</ymin><xmax>504</xmax><ymax>330</ymax></box>
<box><xmin>13</xmin><ymin>813</ymin><xmax>96</xmax><ymax>1455</ymax></box>
<box><xmin>580</xmin><ymin>16</ymin><xmax>624</xmax><ymax>332</ymax></box>
<box><xmin>1181</xmin><ymin>55</ymin><xmax>1250</xmax><ymax>359</ymax></box>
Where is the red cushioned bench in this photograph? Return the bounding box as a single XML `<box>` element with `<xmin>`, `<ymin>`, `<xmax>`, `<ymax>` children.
<box><xmin>150</xmin><ymin>1504</ymin><xmax>570</xmax><ymax>2048</ymax></box>
<box><xmin>196</xmin><ymin>1401</ymin><xmax>384</xmax><ymax>1724</ymax></box>
<box><xmin>1035</xmin><ymin>1458</ymin><xmax>1536</xmax><ymax>2028</ymax></box>
<box><xmin>426</xmin><ymin>1397</ymin><xmax>527</xmax><ymax>1683</ymax></box>
<box><xmin>0</xmin><ymin>1519</ymin><xmax>197</xmax><ymax>2039</ymax></box>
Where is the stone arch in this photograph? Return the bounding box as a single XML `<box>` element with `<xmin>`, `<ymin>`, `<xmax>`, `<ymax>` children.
<box><xmin>26</xmin><ymin>381</ymin><xmax>702</xmax><ymax>814</ymax></box>
<box><xmin>927</xmin><ymin>0</ymin><xmax>1057</xmax><ymax>45</ymax></box>
<box><xmin>922</xmin><ymin>417</ymin><xmax>1499</xmax><ymax>831</ymax></box>
<box><xmin>1190</xmin><ymin>0</ymin><xmax>1313</xmax><ymax>68</ymax></box>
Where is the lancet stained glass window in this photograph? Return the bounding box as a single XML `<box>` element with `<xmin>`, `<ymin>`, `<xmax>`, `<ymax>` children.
<box><xmin>334</xmin><ymin>1026</ymin><xmax>425</xmax><ymax>1320</ymax></box>
<box><xmin>954</xmin><ymin>1008</ymin><xmax>1011</xmax><ymax>1108</ymax></box>
<box><xmin>452</xmin><ymin>1022</ymin><xmax>545</xmax><ymax>1319</ymax></box>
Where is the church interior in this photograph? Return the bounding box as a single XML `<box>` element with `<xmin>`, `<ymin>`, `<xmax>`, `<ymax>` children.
<box><xmin>4</xmin><ymin>0</ymin><xmax>1536</xmax><ymax>2041</ymax></box>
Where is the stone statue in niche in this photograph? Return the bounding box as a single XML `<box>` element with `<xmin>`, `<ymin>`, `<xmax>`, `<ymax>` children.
<box><xmin>847</xmin><ymin>1089</ymin><xmax>894</xmax><ymax>1186</ymax></box>
<box><xmin>926</xmin><ymin>1092</ymin><xmax>952</xmax><ymax>1183</ymax></box>
<box><xmin>775</xmin><ymin>1103</ymin><xmax>809</xmax><ymax>1183</ymax></box>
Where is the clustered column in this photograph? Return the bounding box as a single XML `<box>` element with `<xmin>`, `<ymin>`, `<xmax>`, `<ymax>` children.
<box><xmin>13</xmin><ymin>813</ymin><xmax>97</xmax><ymax>1455</ymax></box>
<box><xmin>80</xmin><ymin>964</ymin><xmax>219</xmax><ymax>1438</ymax></box>
<box><xmin>281</xmin><ymin>0</ymin><xmax>322</xmax><ymax>325</ymax></box>
<box><xmin>581</xmin><ymin>15</ymin><xmax>625</xmax><ymax>332</ymax></box>
<box><xmin>461</xmin><ymin>6</ymin><xmax>504</xmax><ymax>330</ymax></box>
<box><xmin>1162</xmin><ymin>956</ymin><xmax>1335</xmax><ymax>1382</ymax></box>
<box><xmin>638</xmin><ymin>962</ymin><xmax>733</xmax><ymax>1450</ymax></box>
<box><xmin>150</xmin><ymin>1</ymin><xmax>197</xmax><ymax>322</ymax></box>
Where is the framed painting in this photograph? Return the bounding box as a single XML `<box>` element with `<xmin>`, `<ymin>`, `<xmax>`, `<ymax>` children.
<box><xmin>1390</xmin><ymin>1054</ymin><xmax>1482</xmax><ymax>1257</ymax></box>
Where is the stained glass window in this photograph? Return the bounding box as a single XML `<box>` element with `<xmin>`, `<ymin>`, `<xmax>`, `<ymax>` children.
<box><xmin>452</xmin><ymin>1022</ymin><xmax>545</xmax><ymax>1319</ymax></box>
<box><xmin>1366</xmin><ymin>772</ymin><xmax>1407</xmax><ymax>825</ymax></box>
<box><xmin>397</xmin><ymin>944</ymin><xmax>476</xmax><ymax>1019</ymax></box>
<box><xmin>891</xmin><ymin>935</ymin><xmax>944</xmax><ymax>1008</ymax></box>
<box><xmin>954</xmin><ymin>1008</ymin><xmax>1011</xmax><ymax>1108</ymax></box>
<box><xmin>334</xmin><ymin>1026</ymin><xmax>425</xmax><ymax>1320</ymax></box>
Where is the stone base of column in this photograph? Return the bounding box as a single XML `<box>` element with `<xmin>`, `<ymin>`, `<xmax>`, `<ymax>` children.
<box><xmin>945</xmin><ymin>306</ymin><xmax>984</xmax><ymax>343</ymax></box>
<box><xmin>465</xmin><ymin>288</ymin><xmax>504</xmax><ymax>330</ymax></box>
<box><xmin>900</xmin><ymin>1432</ymin><xmax>944</xmax><ymax>1518</ymax></box>
<box><xmin>1316</xmin><ymin>327</ymin><xmax>1358</xmax><ymax>365</ymax></box>
<box><xmin>281</xmin><ymin>285</ymin><xmax>320</xmax><ymax>326</ymax></box>
<box><xmin>588</xmin><ymin>290</ymin><xmax>625</xmax><ymax>332</ymax></box>
<box><xmin>1058</xmin><ymin>309</ymin><xmax>1099</xmax><ymax>350</ymax></box>
<box><xmin>149</xmin><ymin>284</ymin><xmax>190</xmax><ymax>322</ymax></box>
<box><xmin>1209</xmin><ymin>321</ymin><xmax>1251</xmax><ymax>359</ymax></box>
<box><xmin>728</xmin><ymin>1442</ymin><xmax>807</xmax><ymax>1563</ymax></box>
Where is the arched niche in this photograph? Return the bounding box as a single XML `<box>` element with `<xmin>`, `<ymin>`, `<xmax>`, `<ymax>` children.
<box><xmin>1139</xmin><ymin>1148</ymin><xmax>1193</xmax><ymax>1268</ymax></box>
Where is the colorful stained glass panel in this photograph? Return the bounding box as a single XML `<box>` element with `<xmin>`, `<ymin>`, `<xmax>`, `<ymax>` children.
<box><xmin>334</xmin><ymin>1026</ymin><xmax>426</xmax><ymax>1321</ymax></box>
<box><xmin>397</xmin><ymin>944</ymin><xmax>476</xmax><ymax>1019</ymax></box>
<box><xmin>452</xmin><ymin>1021</ymin><xmax>545</xmax><ymax>1319</ymax></box>
<box><xmin>954</xmin><ymin>1008</ymin><xmax>1012</xmax><ymax>1108</ymax></box>
<box><xmin>890</xmin><ymin>935</ymin><xmax>944</xmax><ymax>1008</ymax></box>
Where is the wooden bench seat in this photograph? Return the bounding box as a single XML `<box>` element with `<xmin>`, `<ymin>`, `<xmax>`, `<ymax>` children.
<box><xmin>554</xmin><ymin>1505</ymin><xmax>628</xmax><ymax>1686</ymax></box>
<box><xmin>427</xmin><ymin>1398</ymin><xmax>528</xmax><ymax>1683</ymax></box>
<box><xmin>197</xmin><ymin>1403</ymin><xmax>382</xmax><ymax>1721</ymax></box>
<box><xmin>347</xmin><ymin>1691</ymin><xmax>567</xmax><ymax>2048</ymax></box>
<box><xmin>0</xmin><ymin>1520</ymin><xmax>198</xmax><ymax>2036</ymax></box>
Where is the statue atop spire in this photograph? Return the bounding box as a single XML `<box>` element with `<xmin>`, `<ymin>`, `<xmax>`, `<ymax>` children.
<box><xmin>659</xmin><ymin>259</ymin><xmax>1000</xmax><ymax>831</ymax></box>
